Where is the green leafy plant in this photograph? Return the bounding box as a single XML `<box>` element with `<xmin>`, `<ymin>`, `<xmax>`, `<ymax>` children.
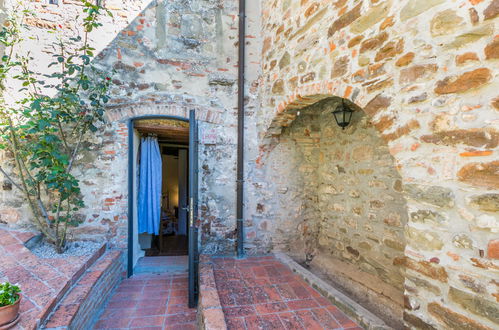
<box><xmin>0</xmin><ymin>1</ymin><xmax>112</xmax><ymax>253</ymax></box>
<box><xmin>0</xmin><ymin>282</ymin><xmax>21</xmax><ymax>307</ymax></box>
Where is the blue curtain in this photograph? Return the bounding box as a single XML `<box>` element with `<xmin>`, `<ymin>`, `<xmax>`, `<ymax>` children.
<box><xmin>138</xmin><ymin>136</ymin><xmax>162</xmax><ymax>235</ymax></box>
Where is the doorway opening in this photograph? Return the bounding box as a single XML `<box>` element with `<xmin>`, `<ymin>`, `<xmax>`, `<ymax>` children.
<box><xmin>131</xmin><ymin>118</ymin><xmax>190</xmax><ymax>271</ymax></box>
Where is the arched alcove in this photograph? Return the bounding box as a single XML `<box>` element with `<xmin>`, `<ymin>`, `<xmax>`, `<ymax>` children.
<box><xmin>262</xmin><ymin>97</ymin><xmax>407</xmax><ymax>327</ymax></box>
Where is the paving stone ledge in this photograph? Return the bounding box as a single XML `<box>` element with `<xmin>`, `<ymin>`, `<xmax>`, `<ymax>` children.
<box><xmin>198</xmin><ymin>255</ymin><xmax>228</xmax><ymax>330</ymax></box>
<box><xmin>43</xmin><ymin>249</ymin><xmax>124</xmax><ymax>329</ymax></box>
<box><xmin>0</xmin><ymin>227</ymin><xmax>108</xmax><ymax>330</ymax></box>
<box><xmin>274</xmin><ymin>252</ymin><xmax>390</xmax><ymax>330</ymax></box>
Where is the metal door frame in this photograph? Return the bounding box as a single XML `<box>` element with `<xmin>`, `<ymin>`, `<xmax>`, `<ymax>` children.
<box><xmin>188</xmin><ymin>109</ymin><xmax>199</xmax><ymax>308</ymax></box>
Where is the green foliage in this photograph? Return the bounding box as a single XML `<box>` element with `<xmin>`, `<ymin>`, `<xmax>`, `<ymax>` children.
<box><xmin>0</xmin><ymin>282</ymin><xmax>21</xmax><ymax>307</ymax></box>
<box><xmin>0</xmin><ymin>1</ymin><xmax>113</xmax><ymax>252</ymax></box>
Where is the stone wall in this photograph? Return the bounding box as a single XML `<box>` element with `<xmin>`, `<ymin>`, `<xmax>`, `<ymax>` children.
<box><xmin>262</xmin><ymin>109</ymin><xmax>321</xmax><ymax>254</ymax></box>
<box><xmin>252</xmin><ymin>0</ymin><xmax>499</xmax><ymax>328</ymax></box>
<box><xmin>0</xmin><ymin>0</ymin><xmax>262</xmax><ymax>253</ymax></box>
<box><xmin>1</xmin><ymin>0</ymin><xmax>498</xmax><ymax>327</ymax></box>
<box><xmin>261</xmin><ymin>99</ymin><xmax>408</xmax><ymax>326</ymax></box>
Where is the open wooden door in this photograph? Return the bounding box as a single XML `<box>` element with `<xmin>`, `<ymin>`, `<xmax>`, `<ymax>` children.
<box><xmin>188</xmin><ymin>110</ymin><xmax>199</xmax><ymax>308</ymax></box>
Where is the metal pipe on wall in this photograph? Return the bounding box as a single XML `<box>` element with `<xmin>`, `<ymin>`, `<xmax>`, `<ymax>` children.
<box><xmin>236</xmin><ymin>0</ymin><xmax>246</xmax><ymax>258</ymax></box>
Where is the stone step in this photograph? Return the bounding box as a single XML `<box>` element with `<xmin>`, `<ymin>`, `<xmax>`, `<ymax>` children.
<box><xmin>42</xmin><ymin>250</ymin><xmax>124</xmax><ymax>329</ymax></box>
<box><xmin>33</xmin><ymin>241</ymin><xmax>108</xmax><ymax>330</ymax></box>
<box><xmin>133</xmin><ymin>255</ymin><xmax>188</xmax><ymax>274</ymax></box>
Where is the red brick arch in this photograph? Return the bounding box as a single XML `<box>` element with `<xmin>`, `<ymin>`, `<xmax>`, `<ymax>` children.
<box><xmin>105</xmin><ymin>102</ymin><xmax>224</xmax><ymax>124</ymax></box>
<box><xmin>257</xmin><ymin>80</ymin><xmax>403</xmax><ymax>166</ymax></box>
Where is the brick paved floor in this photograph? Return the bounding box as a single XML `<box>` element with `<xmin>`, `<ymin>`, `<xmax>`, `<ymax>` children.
<box><xmin>212</xmin><ymin>256</ymin><xmax>363</xmax><ymax>330</ymax></box>
<box><xmin>0</xmin><ymin>227</ymin><xmax>105</xmax><ymax>329</ymax></box>
<box><xmin>94</xmin><ymin>272</ymin><xmax>196</xmax><ymax>329</ymax></box>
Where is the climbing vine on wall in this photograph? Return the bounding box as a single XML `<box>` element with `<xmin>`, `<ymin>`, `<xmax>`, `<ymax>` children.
<box><xmin>0</xmin><ymin>1</ymin><xmax>112</xmax><ymax>253</ymax></box>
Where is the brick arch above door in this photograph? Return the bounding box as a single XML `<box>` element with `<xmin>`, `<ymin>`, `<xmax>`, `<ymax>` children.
<box><xmin>105</xmin><ymin>102</ymin><xmax>224</xmax><ymax>125</ymax></box>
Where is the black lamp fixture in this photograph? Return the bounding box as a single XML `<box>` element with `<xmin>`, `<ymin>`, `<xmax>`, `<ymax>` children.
<box><xmin>332</xmin><ymin>99</ymin><xmax>354</xmax><ymax>130</ymax></box>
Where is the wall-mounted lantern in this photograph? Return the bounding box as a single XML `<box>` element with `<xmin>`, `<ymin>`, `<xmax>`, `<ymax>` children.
<box><xmin>332</xmin><ymin>99</ymin><xmax>354</xmax><ymax>130</ymax></box>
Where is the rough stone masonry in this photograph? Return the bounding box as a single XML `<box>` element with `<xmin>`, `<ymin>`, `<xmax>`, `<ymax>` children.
<box><xmin>0</xmin><ymin>0</ymin><xmax>498</xmax><ymax>329</ymax></box>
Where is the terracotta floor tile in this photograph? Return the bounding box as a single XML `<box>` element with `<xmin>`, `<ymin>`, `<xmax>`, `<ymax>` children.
<box><xmin>290</xmin><ymin>283</ymin><xmax>312</xmax><ymax>299</ymax></box>
<box><xmin>170</xmin><ymin>289</ymin><xmax>188</xmax><ymax>297</ymax></box>
<box><xmin>219</xmin><ymin>290</ymin><xmax>236</xmax><ymax>306</ymax></box>
<box><xmin>164</xmin><ymin>312</ymin><xmax>197</xmax><ymax>325</ymax></box>
<box><xmin>232</xmin><ymin>287</ymin><xmax>255</xmax><ymax>305</ymax></box>
<box><xmin>244</xmin><ymin>314</ymin><xmax>285</xmax><ymax>330</ymax></box>
<box><xmin>166</xmin><ymin>303</ymin><xmax>191</xmax><ymax>315</ymax></box>
<box><xmin>255</xmin><ymin>301</ymin><xmax>288</xmax><ymax>314</ymax></box>
<box><xmin>314</xmin><ymin>296</ymin><xmax>331</xmax><ymax>306</ymax></box>
<box><xmin>107</xmin><ymin>299</ymin><xmax>139</xmax><ymax>309</ymax></box>
<box><xmin>129</xmin><ymin>315</ymin><xmax>165</xmax><ymax>328</ymax></box>
<box><xmin>262</xmin><ymin>286</ymin><xmax>283</xmax><ymax>302</ymax></box>
<box><xmin>275</xmin><ymin>284</ymin><xmax>299</xmax><ymax>300</ymax></box>
<box><xmin>94</xmin><ymin>316</ymin><xmax>132</xmax><ymax>329</ymax></box>
<box><xmin>212</xmin><ymin>255</ymin><xmax>362</xmax><ymax>330</ymax></box>
<box><xmin>295</xmin><ymin>310</ymin><xmax>324</xmax><ymax>330</ymax></box>
<box><xmin>286</xmin><ymin>298</ymin><xmax>320</xmax><ymax>310</ymax></box>
<box><xmin>223</xmin><ymin>306</ymin><xmax>257</xmax><ymax>318</ymax></box>
<box><xmin>163</xmin><ymin>324</ymin><xmax>196</xmax><ymax>330</ymax></box>
<box><xmin>99</xmin><ymin>307</ymin><xmax>136</xmax><ymax>320</ymax></box>
<box><xmin>134</xmin><ymin>305</ymin><xmax>167</xmax><ymax>317</ymax></box>
<box><xmin>326</xmin><ymin>305</ymin><xmax>358</xmax><ymax>328</ymax></box>
<box><xmin>278</xmin><ymin>311</ymin><xmax>305</xmax><ymax>329</ymax></box>
<box><xmin>96</xmin><ymin>269</ymin><xmax>195</xmax><ymax>329</ymax></box>
<box><xmin>311</xmin><ymin>307</ymin><xmax>342</xmax><ymax>329</ymax></box>
<box><xmin>226</xmin><ymin>317</ymin><xmax>246</xmax><ymax>330</ymax></box>
<box><xmin>168</xmin><ymin>295</ymin><xmax>188</xmax><ymax>305</ymax></box>
<box><xmin>252</xmin><ymin>286</ymin><xmax>270</xmax><ymax>304</ymax></box>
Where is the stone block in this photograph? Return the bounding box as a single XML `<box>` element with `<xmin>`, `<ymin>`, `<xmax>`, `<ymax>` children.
<box><xmin>381</xmin><ymin>119</ymin><xmax>420</xmax><ymax>142</ymax></box>
<box><xmin>445</xmin><ymin>24</ymin><xmax>494</xmax><ymax>49</ymax></box>
<box><xmin>421</xmin><ymin>129</ymin><xmax>498</xmax><ymax>148</ymax></box>
<box><xmin>272</xmin><ymin>79</ymin><xmax>285</xmax><ymax>95</ymax></box>
<box><xmin>402</xmin><ymin>1</ymin><xmax>446</xmax><ymax>21</ymax></box>
<box><xmin>406</xmin><ymin>227</ymin><xmax>443</xmax><ymax>251</ymax></box>
<box><xmin>328</xmin><ymin>3</ymin><xmax>362</xmax><ymax>37</ymax></box>
<box><xmin>457</xmin><ymin>160</ymin><xmax>499</xmax><ymax>189</ymax></box>
<box><xmin>360</xmin><ymin>32</ymin><xmax>388</xmax><ymax>53</ymax></box>
<box><xmin>399</xmin><ymin>64</ymin><xmax>438</xmax><ymax>84</ymax></box>
<box><xmin>484</xmin><ymin>0</ymin><xmax>499</xmax><ymax>20</ymax></box>
<box><xmin>469</xmin><ymin>194</ymin><xmax>499</xmax><ymax>212</ymax></box>
<box><xmin>300</xmin><ymin>72</ymin><xmax>316</xmax><ymax>84</ymax></box>
<box><xmin>375</xmin><ymin>39</ymin><xmax>404</xmax><ymax>62</ymax></box>
<box><xmin>348</xmin><ymin>36</ymin><xmax>364</xmax><ymax>48</ymax></box>
<box><xmin>395</xmin><ymin>52</ymin><xmax>415</xmax><ymax>67</ymax></box>
<box><xmin>406</xmin><ymin>275</ymin><xmax>441</xmax><ymax>295</ymax></box>
<box><xmin>430</xmin><ymin>9</ymin><xmax>464</xmax><ymax>37</ymax></box>
<box><xmin>456</xmin><ymin>52</ymin><xmax>479</xmax><ymax>66</ymax></box>
<box><xmin>331</xmin><ymin>56</ymin><xmax>349</xmax><ymax>78</ymax></box>
<box><xmin>435</xmin><ymin>68</ymin><xmax>491</xmax><ymax>94</ymax></box>
<box><xmin>405</xmin><ymin>259</ymin><xmax>448</xmax><ymax>282</ymax></box>
<box><xmin>428</xmin><ymin>302</ymin><xmax>493</xmax><ymax>330</ymax></box>
<box><xmin>404</xmin><ymin>184</ymin><xmax>454</xmax><ymax>208</ymax></box>
<box><xmin>449</xmin><ymin>287</ymin><xmax>499</xmax><ymax>324</ymax></box>
<box><xmin>459</xmin><ymin>274</ymin><xmax>486</xmax><ymax>294</ymax></box>
<box><xmin>488</xmin><ymin>239</ymin><xmax>499</xmax><ymax>259</ymax></box>
<box><xmin>350</xmin><ymin>1</ymin><xmax>391</xmax><ymax>34</ymax></box>
<box><xmin>410</xmin><ymin>210</ymin><xmax>445</xmax><ymax>224</ymax></box>
<box><xmin>485</xmin><ymin>38</ymin><xmax>499</xmax><ymax>60</ymax></box>
<box><xmin>279</xmin><ymin>52</ymin><xmax>290</xmax><ymax>69</ymax></box>
<box><xmin>384</xmin><ymin>238</ymin><xmax>404</xmax><ymax>251</ymax></box>
<box><xmin>453</xmin><ymin>234</ymin><xmax>474</xmax><ymax>249</ymax></box>
<box><xmin>404</xmin><ymin>312</ymin><xmax>437</xmax><ymax>330</ymax></box>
